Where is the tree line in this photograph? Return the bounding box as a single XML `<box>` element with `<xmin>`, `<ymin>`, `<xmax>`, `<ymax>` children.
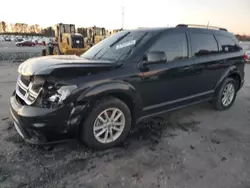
<box><xmin>0</xmin><ymin>21</ymin><xmax>106</xmax><ymax>37</ymax></box>
<box><xmin>235</xmin><ymin>34</ymin><xmax>250</xmax><ymax>41</ymax></box>
<box><xmin>1</xmin><ymin>21</ymin><xmax>249</xmax><ymax>40</ymax></box>
<box><xmin>0</xmin><ymin>21</ymin><xmax>55</xmax><ymax>36</ymax></box>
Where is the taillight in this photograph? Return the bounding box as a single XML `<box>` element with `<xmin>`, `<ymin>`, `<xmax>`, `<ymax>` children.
<box><xmin>244</xmin><ymin>53</ymin><xmax>248</xmax><ymax>62</ymax></box>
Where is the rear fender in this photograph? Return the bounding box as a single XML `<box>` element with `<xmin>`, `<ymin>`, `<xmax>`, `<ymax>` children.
<box><xmin>214</xmin><ymin>65</ymin><xmax>242</xmax><ymax>93</ymax></box>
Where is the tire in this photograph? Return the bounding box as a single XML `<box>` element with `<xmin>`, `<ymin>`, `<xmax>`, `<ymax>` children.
<box><xmin>80</xmin><ymin>97</ymin><xmax>132</xmax><ymax>149</ymax></box>
<box><xmin>41</xmin><ymin>49</ymin><xmax>46</xmax><ymax>56</ymax></box>
<box><xmin>213</xmin><ymin>77</ymin><xmax>237</xmax><ymax>110</ymax></box>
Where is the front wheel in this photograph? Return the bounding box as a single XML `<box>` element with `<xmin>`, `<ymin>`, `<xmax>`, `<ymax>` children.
<box><xmin>213</xmin><ymin>78</ymin><xmax>237</xmax><ymax>110</ymax></box>
<box><xmin>81</xmin><ymin>97</ymin><xmax>132</xmax><ymax>149</ymax></box>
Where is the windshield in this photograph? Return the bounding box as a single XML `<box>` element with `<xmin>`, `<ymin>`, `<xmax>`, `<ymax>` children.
<box><xmin>81</xmin><ymin>30</ymin><xmax>149</xmax><ymax>61</ymax></box>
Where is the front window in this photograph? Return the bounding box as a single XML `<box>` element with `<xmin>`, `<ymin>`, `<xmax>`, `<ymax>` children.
<box><xmin>81</xmin><ymin>30</ymin><xmax>149</xmax><ymax>61</ymax></box>
<box><xmin>148</xmin><ymin>33</ymin><xmax>188</xmax><ymax>62</ymax></box>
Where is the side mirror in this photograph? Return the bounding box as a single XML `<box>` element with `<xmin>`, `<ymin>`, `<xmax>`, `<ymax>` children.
<box><xmin>143</xmin><ymin>51</ymin><xmax>167</xmax><ymax>65</ymax></box>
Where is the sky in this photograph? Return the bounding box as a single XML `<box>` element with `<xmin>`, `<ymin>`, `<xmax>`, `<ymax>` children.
<box><xmin>0</xmin><ymin>0</ymin><xmax>250</xmax><ymax>34</ymax></box>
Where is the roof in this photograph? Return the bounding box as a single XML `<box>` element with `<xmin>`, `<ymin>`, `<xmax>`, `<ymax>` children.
<box><xmin>127</xmin><ymin>27</ymin><xmax>170</xmax><ymax>34</ymax></box>
<box><xmin>125</xmin><ymin>25</ymin><xmax>234</xmax><ymax>38</ymax></box>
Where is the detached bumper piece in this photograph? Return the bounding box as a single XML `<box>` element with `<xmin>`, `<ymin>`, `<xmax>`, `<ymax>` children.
<box><xmin>9</xmin><ymin>92</ymin><xmax>85</xmax><ymax>145</ymax></box>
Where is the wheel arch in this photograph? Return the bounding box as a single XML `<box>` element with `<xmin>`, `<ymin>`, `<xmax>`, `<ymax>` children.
<box><xmin>215</xmin><ymin>65</ymin><xmax>242</xmax><ymax>92</ymax></box>
<box><xmin>228</xmin><ymin>73</ymin><xmax>241</xmax><ymax>91</ymax></box>
<box><xmin>76</xmin><ymin>81</ymin><xmax>143</xmax><ymax>125</ymax></box>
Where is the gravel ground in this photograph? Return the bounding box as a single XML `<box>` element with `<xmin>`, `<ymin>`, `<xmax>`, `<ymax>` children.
<box><xmin>0</xmin><ymin>61</ymin><xmax>250</xmax><ymax>188</ymax></box>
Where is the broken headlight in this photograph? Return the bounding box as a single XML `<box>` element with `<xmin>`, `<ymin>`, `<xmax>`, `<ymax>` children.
<box><xmin>48</xmin><ymin>85</ymin><xmax>77</xmax><ymax>104</ymax></box>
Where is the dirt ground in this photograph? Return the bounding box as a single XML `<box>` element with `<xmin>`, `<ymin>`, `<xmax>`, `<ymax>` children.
<box><xmin>1</xmin><ymin>62</ymin><xmax>250</xmax><ymax>188</ymax></box>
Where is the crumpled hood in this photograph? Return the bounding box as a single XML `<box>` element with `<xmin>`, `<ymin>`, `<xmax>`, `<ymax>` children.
<box><xmin>18</xmin><ymin>55</ymin><xmax>119</xmax><ymax>76</ymax></box>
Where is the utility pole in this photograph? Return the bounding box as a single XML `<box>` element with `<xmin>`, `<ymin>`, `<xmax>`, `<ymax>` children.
<box><xmin>207</xmin><ymin>21</ymin><xmax>210</xmax><ymax>28</ymax></box>
<box><xmin>122</xmin><ymin>0</ymin><xmax>125</xmax><ymax>29</ymax></box>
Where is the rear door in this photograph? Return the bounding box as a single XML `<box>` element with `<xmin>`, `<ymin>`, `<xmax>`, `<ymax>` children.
<box><xmin>189</xmin><ymin>30</ymin><xmax>222</xmax><ymax>94</ymax></box>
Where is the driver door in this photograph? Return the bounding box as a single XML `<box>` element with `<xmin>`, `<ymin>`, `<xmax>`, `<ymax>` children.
<box><xmin>138</xmin><ymin>31</ymin><xmax>198</xmax><ymax>116</ymax></box>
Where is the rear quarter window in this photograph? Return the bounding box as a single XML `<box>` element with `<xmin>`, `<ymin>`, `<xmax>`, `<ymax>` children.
<box><xmin>190</xmin><ymin>33</ymin><xmax>219</xmax><ymax>57</ymax></box>
<box><xmin>215</xmin><ymin>35</ymin><xmax>242</xmax><ymax>53</ymax></box>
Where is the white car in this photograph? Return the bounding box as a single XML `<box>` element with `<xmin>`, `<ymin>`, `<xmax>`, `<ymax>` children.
<box><xmin>246</xmin><ymin>51</ymin><xmax>250</xmax><ymax>62</ymax></box>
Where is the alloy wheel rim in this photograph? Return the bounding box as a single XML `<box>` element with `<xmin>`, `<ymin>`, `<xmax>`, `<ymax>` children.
<box><xmin>221</xmin><ymin>83</ymin><xmax>235</xmax><ymax>106</ymax></box>
<box><xmin>93</xmin><ymin>108</ymin><xmax>125</xmax><ymax>144</ymax></box>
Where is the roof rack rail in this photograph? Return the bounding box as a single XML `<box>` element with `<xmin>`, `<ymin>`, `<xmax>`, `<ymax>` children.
<box><xmin>176</xmin><ymin>24</ymin><xmax>228</xmax><ymax>32</ymax></box>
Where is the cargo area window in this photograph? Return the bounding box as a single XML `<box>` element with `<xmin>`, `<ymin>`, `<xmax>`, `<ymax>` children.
<box><xmin>215</xmin><ymin>35</ymin><xmax>241</xmax><ymax>53</ymax></box>
<box><xmin>148</xmin><ymin>33</ymin><xmax>188</xmax><ymax>62</ymax></box>
<box><xmin>191</xmin><ymin>33</ymin><xmax>218</xmax><ymax>56</ymax></box>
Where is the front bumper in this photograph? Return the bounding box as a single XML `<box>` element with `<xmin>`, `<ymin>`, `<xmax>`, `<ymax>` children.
<box><xmin>10</xmin><ymin>92</ymin><xmax>86</xmax><ymax>145</ymax></box>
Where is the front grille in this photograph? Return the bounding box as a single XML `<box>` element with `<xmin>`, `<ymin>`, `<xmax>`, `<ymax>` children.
<box><xmin>17</xmin><ymin>85</ymin><xmax>26</xmax><ymax>96</ymax></box>
<box><xmin>15</xmin><ymin>75</ymin><xmax>42</xmax><ymax>105</ymax></box>
<box><xmin>20</xmin><ymin>75</ymin><xmax>30</xmax><ymax>86</ymax></box>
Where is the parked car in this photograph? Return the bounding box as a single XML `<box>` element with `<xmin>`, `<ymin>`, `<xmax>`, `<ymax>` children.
<box><xmin>16</xmin><ymin>40</ymin><xmax>36</xmax><ymax>47</ymax></box>
<box><xmin>4</xmin><ymin>37</ymin><xmax>11</xmax><ymax>41</ymax></box>
<box><xmin>16</xmin><ymin>38</ymin><xmax>23</xmax><ymax>42</ymax></box>
<box><xmin>10</xmin><ymin>24</ymin><xmax>245</xmax><ymax>149</ymax></box>
<box><xmin>37</xmin><ymin>40</ymin><xmax>46</xmax><ymax>46</ymax></box>
<box><xmin>246</xmin><ymin>51</ymin><xmax>250</xmax><ymax>62</ymax></box>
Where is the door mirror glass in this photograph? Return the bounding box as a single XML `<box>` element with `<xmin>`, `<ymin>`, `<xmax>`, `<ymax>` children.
<box><xmin>143</xmin><ymin>51</ymin><xmax>167</xmax><ymax>65</ymax></box>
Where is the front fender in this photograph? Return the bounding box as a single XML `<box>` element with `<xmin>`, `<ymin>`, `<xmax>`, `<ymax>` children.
<box><xmin>76</xmin><ymin>80</ymin><xmax>143</xmax><ymax>120</ymax></box>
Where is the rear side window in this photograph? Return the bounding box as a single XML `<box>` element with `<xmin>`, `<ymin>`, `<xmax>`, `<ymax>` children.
<box><xmin>216</xmin><ymin>35</ymin><xmax>241</xmax><ymax>53</ymax></box>
<box><xmin>148</xmin><ymin>33</ymin><xmax>188</xmax><ymax>62</ymax></box>
<box><xmin>191</xmin><ymin>33</ymin><xmax>218</xmax><ymax>56</ymax></box>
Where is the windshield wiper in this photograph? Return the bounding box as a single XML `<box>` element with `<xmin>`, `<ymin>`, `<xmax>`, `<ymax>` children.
<box><xmin>91</xmin><ymin>48</ymin><xmax>104</xmax><ymax>59</ymax></box>
<box><xmin>109</xmin><ymin>32</ymin><xmax>130</xmax><ymax>48</ymax></box>
<box><xmin>116</xmin><ymin>32</ymin><xmax>148</xmax><ymax>61</ymax></box>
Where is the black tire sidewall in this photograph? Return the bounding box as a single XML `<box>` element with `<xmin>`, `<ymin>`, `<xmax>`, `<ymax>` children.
<box><xmin>81</xmin><ymin>97</ymin><xmax>132</xmax><ymax>149</ymax></box>
<box><xmin>215</xmin><ymin>78</ymin><xmax>237</xmax><ymax>110</ymax></box>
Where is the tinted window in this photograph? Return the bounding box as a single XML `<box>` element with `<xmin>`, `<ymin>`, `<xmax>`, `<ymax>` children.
<box><xmin>191</xmin><ymin>33</ymin><xmax>218</xmax><ymax>56</ymax></box>
<box><xmin>216</xmin><ymin>35</ymin><xmax>241</xmax><ymax>53</ymax></box>
<box><xmin>149</xmin><ymin>33</ymin><xmax>188</xmax><ymax>62</ymax></box>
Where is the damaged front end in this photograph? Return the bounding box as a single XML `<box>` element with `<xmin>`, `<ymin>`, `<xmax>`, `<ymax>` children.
<box><xmin>10</xmin><ymin>74</ymin><xmax>86</xmax><ymax>145</ymax></box>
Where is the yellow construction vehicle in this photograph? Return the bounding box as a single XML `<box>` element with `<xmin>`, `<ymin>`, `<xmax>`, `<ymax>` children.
<box><xmin>112</xmin><ymin>28</ymin><xmax>123</xmax><ymax>34</ymax></box>
<box><xmin>42</xmin><ymin>23</ymin><xmax>88</xmax><ymax>56</ymax></box>
<box><xmin>85</xmin><ymin>26</ymin><xmax>106</xmax><ymax>46</ymax></box>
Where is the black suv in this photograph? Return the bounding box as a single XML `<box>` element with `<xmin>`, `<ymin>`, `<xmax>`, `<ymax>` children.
<box><xmin>10</xmin><ymin>24</ymin><xmax>245</xmax><ymax>149</ymax></box>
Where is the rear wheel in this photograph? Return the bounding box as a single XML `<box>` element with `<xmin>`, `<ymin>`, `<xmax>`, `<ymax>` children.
<box><xmin>213</xmin><ymin>78</ymin><xmax>237</xmax><ymax>110</ymax></box>
<box><xmin>80</xmin><ymin>97</ymin><xmax>131</xmax><ymax>149</ymax></box>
